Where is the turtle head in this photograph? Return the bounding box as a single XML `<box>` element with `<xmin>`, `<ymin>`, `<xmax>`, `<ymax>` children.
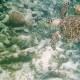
<box><xmin>46</xmin><ymin>18</ymin><xmax>61</xmax><ymax>27</ymax></box>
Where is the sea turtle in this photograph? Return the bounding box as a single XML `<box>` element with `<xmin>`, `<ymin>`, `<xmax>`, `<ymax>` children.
<box><xmin>47</xmin><ymin>2</ymin><xmax>80</xmax><ymax>50</ymax></box>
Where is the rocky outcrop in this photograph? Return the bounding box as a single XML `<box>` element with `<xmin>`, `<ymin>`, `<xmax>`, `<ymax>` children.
<box><xmin>9</xmin><ymin>11</ymin><xmax>25</xmax><ymax>26</ymax></box>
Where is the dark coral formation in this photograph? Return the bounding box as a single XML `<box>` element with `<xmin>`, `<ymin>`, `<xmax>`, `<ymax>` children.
<box><xmin>9</xmin><ymin>11</ymin><xmax>25</xmax><ymax>26</ymax></box>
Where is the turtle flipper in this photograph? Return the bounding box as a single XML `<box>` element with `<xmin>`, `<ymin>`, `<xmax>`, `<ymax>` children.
<box><xmin>60</xmin><ymin>2</ymin><xmax>70</xmax><ymax>19</ymax></box>
<box><xmin>51</xmin><ymin>31</ymin><xmax>60</xmax><ymax>50</ymax></box>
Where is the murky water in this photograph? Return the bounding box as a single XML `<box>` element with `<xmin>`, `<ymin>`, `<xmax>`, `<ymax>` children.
<box><xmin>0</xmin><ymin>0</ymin><xmax>80</xmax><ymax>80</ymax></box>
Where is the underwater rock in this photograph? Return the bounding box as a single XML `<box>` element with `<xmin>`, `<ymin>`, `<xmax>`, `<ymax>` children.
<box><xmin>0</xmin><ymin>13</ymin><xmax>5</xmax><ymax>20</ymax></box>
<box><xmin>17</xmin><ymin>35</ymin><xmax>34</xmax><ymax>49</ymax></box>
<box><xmin>74</xmin><ymin>4</ymin><xmax>80</xmax><ymax>15</ymax></box>
<box><xmin>0</xmin><ymin>42</ymin><xmax>6</xmax><ymax>52</ymax></box>
<box><xmin>0</xmin><ymin>34</ymin><xmax>7</xmax><ymax>42</ymax></box>
<box><xmin>9</xmin><ymin>11</ymin><xmax>25</xmax><ymax>26</ymax></box>
<box><xmin>0</xmin><ymin>0</ymin><xmax>9</xmax><ymax>4</ymax></box>
<box><xmin>0</xmin><ymin>22</ymin><xmax>7</xmax><ymax>29</ymax></box>
<box><xmin>25</xmin><ymin>9</ymin><xmax>33</xmax><ymax>26</ymax></box>
<box><xmin>0</xmin><ymin>47</ymin><xmax>36</xmax><ymax>64</ymax></box>
<box><xmin>0</xmin><ymin>3</ymin><xmax>10</xmax><ymax>13</ymax></box>
<box><xmin>11</xmin><ymin>35</ymin><xmax>33</xmax><ymax>49</ymax></box>
<box><xmin>1</xmin><ymin>14</ymin><xmax>9</xmax><ymax>23</ymax></box>
<box><xmin>2</xmin><ymin>63</ymin><xmax>23</xmax><ymax>71</ymax></box>
<box><xmin>0</xmin><ymin>4</ymin><xmax>4</xmax><ymax>12</ymax></box>
<box><xmin>8</xmin><ymin>10</ymin><xmax>33</xmax><ymax>26</ymax></box>
<box><xmin>8</xmin><ymin>44</ymin><xmax>20</xmax><ymax>52</ymax></box>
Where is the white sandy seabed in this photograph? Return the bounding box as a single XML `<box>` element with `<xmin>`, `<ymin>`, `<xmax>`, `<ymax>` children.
<box><xmin>0</xmin><ymin>39</ymin><xmax>80</xmax><ymax>80</ymax></box>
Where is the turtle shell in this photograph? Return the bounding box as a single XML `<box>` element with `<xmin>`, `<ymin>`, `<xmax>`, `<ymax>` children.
<box><xmin>59</xmin><ymin>16</ymin><xmax>80</xmax><ymax>43</ymax></box>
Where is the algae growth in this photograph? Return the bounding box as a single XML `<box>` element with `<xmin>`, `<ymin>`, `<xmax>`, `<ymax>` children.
<box><xmin>0</xmin><ymin>0</ymin><xmax>80</xmax><ymax>80</ymax></box>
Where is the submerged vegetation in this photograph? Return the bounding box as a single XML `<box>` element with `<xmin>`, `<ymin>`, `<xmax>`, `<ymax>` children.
<box><xmin>0</xmin><ymin>0</ymin><xmax>80</xmax><ymax>80</ymax></box>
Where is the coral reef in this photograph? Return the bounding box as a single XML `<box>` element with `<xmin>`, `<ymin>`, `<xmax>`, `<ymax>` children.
<box><xmin>0</xmin><ymin>0</ymin><xmax>80</xmax><ymax>80</ymax></box>
<box><xmin>9</xmin><ymin>11</ymin><xmax>25</xmax><ymax>26</ymax></box>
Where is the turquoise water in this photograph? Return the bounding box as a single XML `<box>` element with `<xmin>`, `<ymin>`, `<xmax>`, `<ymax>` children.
<box><xmin>0</xmin><ymin>0</ymin><xmax>80</xmax><ymax>80</ymax></box>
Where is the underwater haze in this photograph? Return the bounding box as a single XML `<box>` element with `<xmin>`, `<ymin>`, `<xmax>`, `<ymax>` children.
<box><xmin>0</xmin><ymin>0</ymin><xmax>80</xmax><ymax>80</ymax></box>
